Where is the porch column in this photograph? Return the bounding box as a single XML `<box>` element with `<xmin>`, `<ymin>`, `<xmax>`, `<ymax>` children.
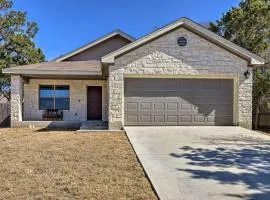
<box><xmin>10</xmin><ymin>75</ymin><xmax>23</xmax><ymax>127</ymax></box>
<box><xmin>108</xmin><ymin>65</ymin><xmax>124</xmax><ymax>130</ymax></box>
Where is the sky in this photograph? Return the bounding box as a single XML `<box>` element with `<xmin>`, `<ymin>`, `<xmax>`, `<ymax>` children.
<box><xmin>13</xmin><ymin>0</ymin><xmax>240</xmax><ymax>61</ymax></box>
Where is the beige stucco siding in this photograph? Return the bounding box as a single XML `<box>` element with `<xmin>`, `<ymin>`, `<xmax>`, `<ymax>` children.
<box><xmin>24</xmin><ymin>79</ymin><xmax>108</xmax><ymax>121</ymax></box>
<box><xmin>109</xmin><ymin>27</ymin><xmax>252</xmax><ymax>129</ymax></box>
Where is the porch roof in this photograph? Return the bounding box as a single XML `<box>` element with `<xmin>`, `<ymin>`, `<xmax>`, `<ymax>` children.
<box><xmin>2</xmin><ymin>61</ymin><xmax>102</xmax><ymax>76</ymax></box>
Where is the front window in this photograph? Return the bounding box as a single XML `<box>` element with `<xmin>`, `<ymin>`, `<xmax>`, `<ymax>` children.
<box><xmin>39</xmin><ymin>85</ymin><xmax>70</xmax><ymax>110</ymax></box>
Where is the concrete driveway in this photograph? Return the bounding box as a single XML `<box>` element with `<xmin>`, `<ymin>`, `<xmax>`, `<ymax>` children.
<box><xmin>124</xmin><ymin>126</ymin><xmax>270</xmax><ymax>200</ymax></box>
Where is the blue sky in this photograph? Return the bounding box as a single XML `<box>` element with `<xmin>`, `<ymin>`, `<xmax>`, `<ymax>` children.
<box><xmin>13</xmin><ymin>0</ymin><xmax>240</xmax><ymax>61</ymax></box>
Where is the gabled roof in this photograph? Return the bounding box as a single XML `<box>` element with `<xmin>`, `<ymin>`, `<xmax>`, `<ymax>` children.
<box><xmin>53</xmin><ymin>29</ymin><xmax>135</xmax><ymax>62</ymax></box>
<box><xmin>102</xmin><ymin>17</ymin><xmax>265</xmax><ymax>65</ymax></box>
<box><xmin>3</xmin><ymin>61</ymin><xmax>102</xmax><ymax>76</ymax></box>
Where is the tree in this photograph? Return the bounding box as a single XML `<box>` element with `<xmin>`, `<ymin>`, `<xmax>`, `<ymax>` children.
<box><xmin>253</xmin><ymin>69</ymin><xmax>270</xmax><ymax>129</ymax></box>
<box><xmin>0</xmin><ymin>0</ymin><xmax>45</xmax><ymax>101</ymax></box>
<box><xmin>209</xmin><ymin>0</ymin><xmax>270</xmax><ymax>129</ymax></box>
<box><xmin>209</xmin><ymin>0</ymin><xmax>270</xmax><ymax>56</ymax></box>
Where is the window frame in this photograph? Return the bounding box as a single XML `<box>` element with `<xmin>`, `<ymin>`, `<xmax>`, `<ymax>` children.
<box><xmin>39</xmin><ymin>85</ymin><xmax>70</xmax><ymax>110</ymax></box>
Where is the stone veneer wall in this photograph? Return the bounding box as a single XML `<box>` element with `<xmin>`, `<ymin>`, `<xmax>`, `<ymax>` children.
<box><xmin>23</xmin><ymin>79</ymin><xmax>108</xmax><ymax>121</ymax></box>
<box><xmin>10</xmin><ymin>75</ymin><xmax>23</xmax><ymax>127</ymax></box>
<box><xmin>109</xmin><ymin>27</ymin><xmax>252</xmax><ymax>129</ymax></box>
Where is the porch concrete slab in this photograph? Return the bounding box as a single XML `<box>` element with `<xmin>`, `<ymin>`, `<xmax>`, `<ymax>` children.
<box><xmin>13</xmin><ymin>121</ymin><xmax>81</xmax><ymax>129</ymax></box>
<box><xmin>125</xmin><ymin>126</ymin><xmax>270</xmax><ymax>200</ymax></box>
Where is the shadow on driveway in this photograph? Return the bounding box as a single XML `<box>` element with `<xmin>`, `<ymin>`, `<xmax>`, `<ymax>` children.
<box><xmin>170</xmin><ymin>136</ymin><xmax>270</xmax><ymax>200</ymax></box>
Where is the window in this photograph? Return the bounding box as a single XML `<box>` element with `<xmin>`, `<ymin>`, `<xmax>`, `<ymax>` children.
<box><xmin>39</xmin><ymin>85</ymin><xmax>70</xmax><ymax>110</ymax></box>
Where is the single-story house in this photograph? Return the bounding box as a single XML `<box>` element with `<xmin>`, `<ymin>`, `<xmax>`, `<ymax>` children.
<box><xmin>0</xmin><ymin>95</ymin><xmax>10</xmax><ymax>127</ymax></box>
<box><xmin>3</xmin><ymin>17</ymin><xmax>265</xmax><ymax>130</ymax></box>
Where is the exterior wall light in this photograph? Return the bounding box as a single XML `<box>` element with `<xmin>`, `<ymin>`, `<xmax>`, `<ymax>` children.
<box><xmin>244</xmin><ymin>70</ymin><xmax>250</xmax><ymax>79</ymax></box>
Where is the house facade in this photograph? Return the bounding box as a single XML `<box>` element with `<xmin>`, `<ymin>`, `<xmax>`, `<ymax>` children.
<box><xmin>3</xmin><ymin>18</ymin><xmax>265</xmax><ymax>129</ymax></box>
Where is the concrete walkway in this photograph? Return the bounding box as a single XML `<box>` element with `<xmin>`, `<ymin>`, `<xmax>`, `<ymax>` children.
<box><xmin>125</xmin><ymin>126</ymin><xmax>270</xmax><ymax>200</ymax></box>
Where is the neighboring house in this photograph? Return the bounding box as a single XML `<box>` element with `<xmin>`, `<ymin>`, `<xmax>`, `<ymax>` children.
<box><xmin>0</xmin><ymin>95</ymin><xmax>10</xmax><ymax>127</ymax></box>
<box><xmin>3</xmin><ymin>17</ymin><xmax>265</xmax><ymax>129</ymax></box>
<box><xmin>0</xmin><ymin>95</ymin><xmax>8</xmax><ymax>103</ymax></box>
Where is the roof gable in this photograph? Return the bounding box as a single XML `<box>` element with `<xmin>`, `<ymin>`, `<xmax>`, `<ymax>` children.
<box><xmin>54</xmin><ymin>30</ymin><xmax>135</xmax><ymax>62</ymax></box>
<box><xmin>101</xmin><ymin>18</ymin><xmax>265</xmax><ymax>65</ymax></box>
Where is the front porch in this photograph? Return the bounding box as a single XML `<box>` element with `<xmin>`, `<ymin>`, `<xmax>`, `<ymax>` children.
<box><xmin>6</xmin><ymin>61</ymin><xmax>109</xmax><ymax>129</ymax></box>
<box><xmin>10</xmin><ymin>77</ymin><xmax>108</xmax><ymax>129</ymax></box>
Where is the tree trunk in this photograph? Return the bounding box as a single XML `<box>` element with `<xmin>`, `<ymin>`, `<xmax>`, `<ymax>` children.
<box><xmin>254</xmin><ymin>95</ymin><xmax>265</xmax><ymax>130</ymax></box>
<box><xmin>254</xmin><ymin>102</ymin><xmax>260</xmax><ymax>130</ymax></box>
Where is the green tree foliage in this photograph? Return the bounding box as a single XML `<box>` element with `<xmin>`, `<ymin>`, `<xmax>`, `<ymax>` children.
<box><xmin>0</xmin><ymin>0</ymin><xmax>45</xmax><ymax>101</ymax></box>
<box><xmin>209</xmin><ymin>0</ymin><xmax>270</xmax><ymax>129</ymax></box>
<box><xmin>253</xmin><ymin>69</ymin><xmax>270</xmax><ymax>129</ymax></box>
<box><xmin>209</xmin><ymin>0</ymin><xmax>270</xmax><ymax>56</ymax></box>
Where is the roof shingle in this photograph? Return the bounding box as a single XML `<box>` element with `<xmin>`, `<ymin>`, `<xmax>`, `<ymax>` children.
<box><xmin>2</xmin><ymin>61</ymin><xmax>102</xmax><ymax>76</ymax></box>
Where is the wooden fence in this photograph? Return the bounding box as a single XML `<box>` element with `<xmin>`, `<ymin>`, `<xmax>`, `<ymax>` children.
<box><xmin>0</xmin><ymin>103</ymin><xmax>10</xmax><ymax>127</ymax></box>
<box><xmin>257</xmin><ymin>113</ymin><xmax>270</xmax><ymax>128</ymax></box>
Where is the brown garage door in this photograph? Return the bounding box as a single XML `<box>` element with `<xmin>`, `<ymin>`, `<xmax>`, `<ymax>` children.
<box><xmin>124</xmin><ymin>78</ymin><xmax>233</xmax><ymax>126</ymax></box>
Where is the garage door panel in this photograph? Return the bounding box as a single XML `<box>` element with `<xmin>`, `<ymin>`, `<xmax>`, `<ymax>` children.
<box><xmin>194</xmin><ymin>116</ymin><xmax>205</xmax><ymax>123</ymax></box>
<box><xmin>189</xmin><ymin>97</ymin><xmax>206</xmax><ymax>104</ymax></box>
<box><xmin>140</xmin><ymin>115</ymin><xmax>152</xmax><ymax>123</ymax></box>
<box><xmin>204</xmin><ymin>80</ymin><xmax>218</xmax><ymax>89</ymax></box>
<box><xmin>167</xmin><ymin>115</ymin><xmax>178</xmax><ymax>122</ymax></box>
<box><xmin>153</xmin><ymin>102</ymin><xmax>166</xmax><ymax>110</ymax></box>
<box><xmin>124</xmin><ymin>78</ymin><xmax>233</xmax><ymax>126</ymax></box>
<box><xmin>154</xmin><ymin>115</ymin><xmax>165</xmax><ymax>123</ymax></box>
<box><xmin>179</xmin><ymin>91</ymin><xmax>205</xmax><ymax>98</ymax></box>
<box><xmin>218</xmin><ymin>108</ymin><xmax>233</xmax><ymax>114</ymax></box>
<box><xmin>126</xmin><ymin>102</ymin><xmax>138</xmax><ymax>110</ymax></box>
<box><xmin>219</xmin><ymin>79</ymin><xmax>233</xmax><ymax>87</ymax></box>
<box><xmin>181</xmin><ymin>115</ymin><xmax>193</xmax><ymax>123</ymax></box>
<box><xmin>207</xmin><ymin>116</ymin><xmax>215</xmax><ymax>123</ymax></box>
<box><xmin>203</xmin><ymin>105</ymin><xmax>217</xmax><ymax>112</ymax></box>
<box><xmin>218</xmin><ymin>108</ymin><xmax>233</xmax><ymax>116</ymax></box>
<box><xmin>167</xmin><ymin>102</ymin><xmax>178</xmax><ymax>110</ymax></box>
<box><xmin>126</xmin><ymin>115</ymin><xmax>138</xmax><ymax>123</ymax></box>
<box><xmin>205</xmin><ymin>89</ymin><xmax>219</xmax><ymax>97</ymax></box>
<box><xmin>194</xmin><ymin>104</ymin><xmax>214</xmax><ymax>112</ymax></box>
<box><xmin>215</xmin><ymin>116</ymin><xmax>233</xmax><ymax>125</ymax></box>
<box><xmin>219</xmin><ymin>95</ymin><xmax>233</xmax><ymax>103</ymax></box>
<box><xmin>180</xmin><ymin>103</ymin><xmax>193</xmax><ymax>111</ymax></box>
<box><xmin>181</xmin><ymin>79</ymin><xmax>204</xmax><ymax>89</ymax></box>
<box><xmin>139</xmin><ymin>102</ymin><xmax>152</xmax><ymax>110</ymax></box>
<box><xmin>207</xmin><ymin>98</ymin><xmax>222</xmax><ymax>104</ymax></box>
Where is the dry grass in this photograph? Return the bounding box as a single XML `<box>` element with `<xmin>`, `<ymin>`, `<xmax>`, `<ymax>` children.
<box><xmin>0</xmin><ymin>128</ymin><xmax>157</xmax><ymax>200</ymax></box>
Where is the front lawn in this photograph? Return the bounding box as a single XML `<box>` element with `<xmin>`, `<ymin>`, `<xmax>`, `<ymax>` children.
<box><xmin>0</xmin><ymin>128</ymin><xmax>157</xmax><ymax>200</ymax></box>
